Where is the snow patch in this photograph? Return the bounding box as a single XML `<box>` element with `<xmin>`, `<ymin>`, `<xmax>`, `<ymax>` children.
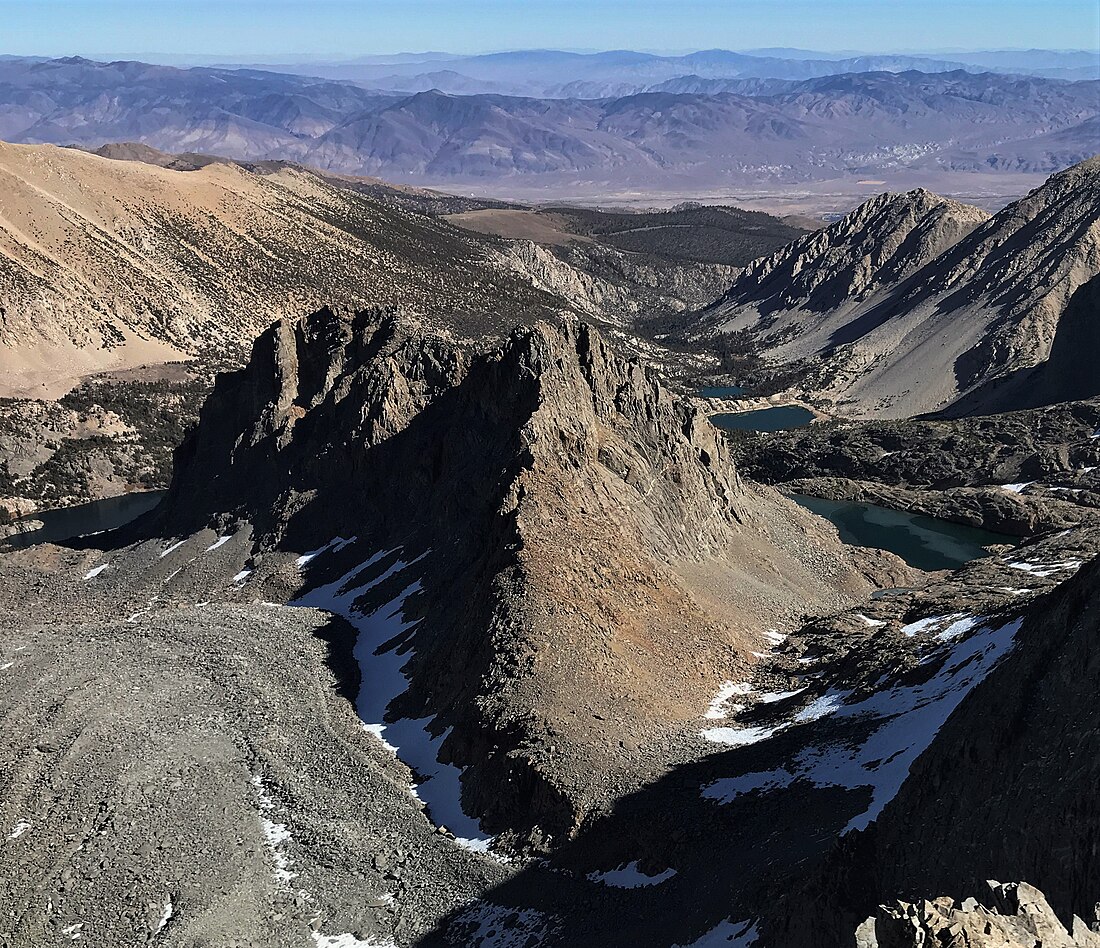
<box><xmin>703</xmin><ymin>769</ymin><xmax>795</xmax><ymax>802</ymax></box>
<box><xmin>251</xmin><ymin>775</ymin><xmax>297</xmax><ymax>885</ymax></box>
<box><xmin>159</xmin><ymin>539</ymin><xmax>187</xmax><ymax>558</ymax></box>
<box><xmin>999</xmin><ymin>482</ymin><xmax>1033</xmax><ymax>494</ymax></box>
<box><xmin>205</xmin><ymin>535</ymin><xmax>232</xmax><ymax>552</ymax></box>
<box><xmin>82</xmin><ymin>564</ymin><xmax>109</xmax><ymax>580</ymax></box>
<box><xmin>311</xmin><ymin>935</ymin><xmax>395</xmax><ymax>948</ymax></box>
<box><xmin>0</xmin><ymin>661</ymin><xmax>12</xmax><ymax>671</ymax></box>
<box><xmin>450</xmin><ymin>902</ymin><xmax>557</xmax><ymax>948</ymax></box>
<box><xmin>156</xmin><ymin>897</ymin><xmax>174</xmax><ymax>935</ymax></box>
<box><xmin>587</xmin><ymin>860</ymin><xmax>676</xmax><ymax>888</ymax></box>
<box><xmin>362</xmin><ymin>723</ymin><xmax>398</xmax><ymax>754</ymax></box>
<box><xmin>8</xmin><ymin>821</ymin><xmax>30</xmax><ymax>839</ymax></box>
<box><xmin>703</xmin><ymin>618</ymin><xmax>1021</xmax><ymax>832</ymax></box>
<box><xmin>705</xmin><ymin>681</ymin><xmax>753</xmax><ymax>720</ymax></box>
<box><xmin>794</xmin><ymin>690</ymin><xmax>849</xmax><ymax>723</ymax></box>
<box><xmin>764</xmin><ymin>630</ymin><xmax>787</xmax><ymax>646</ymax></box>
<box><xmin>62</xmin><ymin>923</ymin><xmax>83</xmax><ymax>940</ymax></box>
<box><xmin>1007</xmin><ymin>559</ymin><xmax>1083</xmax><ymax>578</ymax></box>
<box><xmin>901</xmin><ymin>613</ymin><xmax>968</xmax><ymax>638</ymax></box>
<box><xmin>673</xmin><ymin>918</ymin><xmax>758</xmax><ymax>947</ymax></box>
<box><xmin>293</xmin><ymin>549</ymin><xmax>494</xmax><ymax>851</ymax></box>
<box><xmin>935</xmin><ymin>616</ymin><xmax>977</xmax><ymax>642</ymax></box>
<box><xmin>231</xmin><ymin>569</ymin><xmax>252</xmax><ymax>584</ymax></box>
<box><xmin>854</xmin><ymin>613</ymin><xmax>886</xmax><ymax>628</ymax></box>
<box><xmin>702</xmin><ymin>724</ymin><xmax>785</xmax><ymax>747</ymax></box>
<box><xmin>758</xmin><ymin>688</ymin><xmax>805</xmax><ymax>705</ymax></box>
<box><xmin>296</xmin><ymin>536</ymin><xmax>357</xmax><ymax>567</ymax></box>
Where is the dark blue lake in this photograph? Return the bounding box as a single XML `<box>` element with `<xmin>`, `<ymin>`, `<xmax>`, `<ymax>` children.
<box><xmin>2</xmin><ymin>490</ymin><xmax>165</xmax><ymax>549</ymax></box>
<box><xmin>698</xmin><ymin>385</ymin><xmax>746</xmax><ymax>398</ymax></box>
<box><xmin>711</xmin><ymin>405</ymin><xmax>815</xmax><ymax>433</ymax></box>
<box><xmin>792</xmin><ymin>494</ymin><xmax>1014</xmax><ymax>572</ymax></box>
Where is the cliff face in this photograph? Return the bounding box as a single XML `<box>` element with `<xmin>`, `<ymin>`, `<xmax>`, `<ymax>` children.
<box><xmin>154</xmin><ymin>306</ymin><xmax>878</xmax><ymax>843</ymax></box>
<box><xmin>766</xmin><ymin>555</ymin><xmax>1100</xmax><ymax>946</ymax></box>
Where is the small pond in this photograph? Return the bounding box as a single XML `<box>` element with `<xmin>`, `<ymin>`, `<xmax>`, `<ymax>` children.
<box><xmin>698</xmin><ymin>384</ymin><xmax>746</xmax><ymax>398</ymax></box>
<box><xmin>792</xmin><ymin>494</ymin><xmax>1014</xmax><ymax>572</ymax></box>
<box><xmin>711</xmin><ymin>405</ymin><xmax>815</xmax><ymax>433</ymax></box>
<box><xmin>2</xmin><ymin>490</ymin><xmax>166</xmax><ymax>550</ymax></box>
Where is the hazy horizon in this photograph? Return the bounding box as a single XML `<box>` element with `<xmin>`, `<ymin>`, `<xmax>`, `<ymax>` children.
<box><xmin>8</xmin><ymin>45</ymin><xmax>1098</xmax><ymax>68</ymax></box>
<box><xmin>4</xmin><ymin>0</ymin><xmax>1098</xmax><ymax>60</ymax></box>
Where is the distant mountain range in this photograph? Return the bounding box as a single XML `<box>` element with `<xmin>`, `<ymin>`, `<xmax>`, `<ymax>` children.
<box><xmin>224</xmin><ymin>47</ymin><xmax>1100</xmax><ymax>94</ymax></box>
<box><xmin>1</xmin><ymin>57</ymin><xmax>1096</xmax><ymax>189</ymax></box>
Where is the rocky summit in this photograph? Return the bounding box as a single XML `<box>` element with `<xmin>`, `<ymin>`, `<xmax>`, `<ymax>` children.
<box><xmin>149</xmin><ymin>306</ymin><xmax>886</xmax><ymax>844</ymax></box>
<box><xmin>856</xmin><ymin>882</ymin><xmax>1100</xmax><ymax>948</ymax></box>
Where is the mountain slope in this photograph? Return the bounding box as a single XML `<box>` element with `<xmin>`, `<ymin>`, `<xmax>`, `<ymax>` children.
<box><xmin>0</xmin><ymin>140</ymin><xmax>733</xmax><ymax>400</ymax></box>
<box><xmin>0</xmin><ymin>140</ymin><xmax>565</xmax><ymax>396</ymax></box>
<box><xmin>696</xmin><ymin>157</ymin><xmax>1100</xmax><ymax>417</ymax></box>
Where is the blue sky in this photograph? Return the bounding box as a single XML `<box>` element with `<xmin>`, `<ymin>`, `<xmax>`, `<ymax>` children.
<box><xmin>3</xmin><ymin>0</ymin><xmax>1097</xmax><ymax>60</ymax></box>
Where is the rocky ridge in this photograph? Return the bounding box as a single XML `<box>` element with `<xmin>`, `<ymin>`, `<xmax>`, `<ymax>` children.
<box><xmin>856</xmin><ymin>882</ymin><xmax>1100</xmax><ymax>948</ymax></box>
<box><xmin>706</xmin><ymin>188</ymin><xmax>989</xmax><ymax>328</ymax></box>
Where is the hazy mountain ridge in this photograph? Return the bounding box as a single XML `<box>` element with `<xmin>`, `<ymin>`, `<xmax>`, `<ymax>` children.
<box><xmin>263</xmin><ymin>71</ymin><xmax>1100</xmax><ymax>183</ymax></box>
<box><xmin>221</xmin><ymin>46</ymin><xmax>1100</xmax><ymax>95</ymax></box>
